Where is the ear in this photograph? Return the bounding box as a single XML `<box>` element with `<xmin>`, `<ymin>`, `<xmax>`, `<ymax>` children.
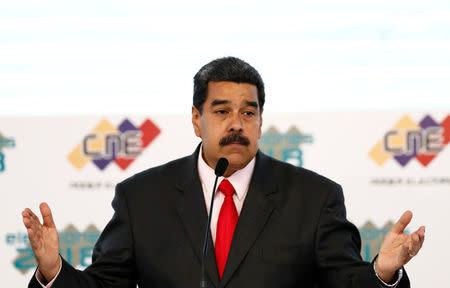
<box><xmin>192</xmin><ymin>106</ymin><xmax>201</xmax><ymax>137</ymax></box>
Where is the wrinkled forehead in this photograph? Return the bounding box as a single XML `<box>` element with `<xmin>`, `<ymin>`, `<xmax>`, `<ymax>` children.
<box><xmin>205</xmin><ymin>81</ymin><xmax>259</xmax><ymax>104</ymax></box>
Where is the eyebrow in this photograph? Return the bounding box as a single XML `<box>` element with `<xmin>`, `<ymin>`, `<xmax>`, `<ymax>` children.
<box><xmin>211</xmin><ymin>99</ymin><xmax>230</xmax><ymax>106</ymax></box>
<box><xmin>210</xmin><ymin>99</ymin><xmax>259</xmax><ymax>109</ymax></box>
<box><xmin>245</xmin><ymin>101</ymin><xmax>259</xmax><ymax>108</ymax></box>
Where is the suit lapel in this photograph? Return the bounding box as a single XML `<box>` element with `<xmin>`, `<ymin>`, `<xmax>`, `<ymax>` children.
<box><xmin>176</xmin><ymin>146</ymin><xmax>220</xmax><ymax>288</ymax></box>
<box><xmin>219</xmin><ymin>152</ymin><xmax>277</xmax><ymax>287</ymax></box>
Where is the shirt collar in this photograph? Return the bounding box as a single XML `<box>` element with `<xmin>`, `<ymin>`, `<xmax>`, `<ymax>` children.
<box><xmin>197</xmin><ymin>145</ymin><xmax>256</xmax><ymax>200</ymax></box>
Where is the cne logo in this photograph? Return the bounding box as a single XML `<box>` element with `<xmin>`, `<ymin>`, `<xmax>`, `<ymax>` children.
<box><xmin>369</xmin><ymin>114</ymin><xmax>450</xmax><ymax>167</ymax></box>
<box><xmin>0</xmin><ymin>132</ymin><xmax>16</xmax><ymax>173</ymax></box>
<box><xmin>68</xmin><ymin>118</ymin><xmax>160</xmax><ymax>171</ymax></box>
<box><xmin>259</xmin><ymin>126</ymin><xmax>313</xmax><ymax>167</ymax></box>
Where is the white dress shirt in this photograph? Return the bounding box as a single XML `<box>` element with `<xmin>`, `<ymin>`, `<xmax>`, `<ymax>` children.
<box><xmin>197</xmin><ymin>145</ymin><xmax>255</xmax><ymax>245</ymax></box>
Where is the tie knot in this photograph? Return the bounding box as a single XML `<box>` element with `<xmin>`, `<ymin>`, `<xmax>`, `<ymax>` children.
<box><xmin>218</xmin><ymin>179</ymin><xmax>235</xmax><ymax>197</ymax></box>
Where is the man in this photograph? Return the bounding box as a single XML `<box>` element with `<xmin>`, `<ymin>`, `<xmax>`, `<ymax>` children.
<box><xmin>23</xmin><ymin>57</ymin><xmax>425</xmax><ymax>287</ymax></box>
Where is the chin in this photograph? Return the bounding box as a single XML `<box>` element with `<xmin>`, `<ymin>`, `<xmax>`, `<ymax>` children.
<box><xmin>226</xmin><ymin>154</ymin><xmax>251</xmax><ymax>171</ymax></box>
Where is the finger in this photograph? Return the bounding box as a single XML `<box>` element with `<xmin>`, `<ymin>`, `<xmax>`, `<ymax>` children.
<box><xmin>22</xmin><ymin>215</ymin><xmax>33</xmax><ymax>229</ymax></box>
<box><xmin>22</xmin><ymin>215</ymin><xmax>38</xmax><ymax>246</ymax></box>
<box><xmin>401</xmin><ymin>243</ymin><xmax>411</xmax><ymax>263</ymax></box>
<box><xmin>413</xmin><ymin>226</ymin><xmax>425</xmax><ymax>247</ymax></box>
<box><xmin>23</xmin><ymin>209</ymin><xmax>42</xmax><ymax>231</ymax></box>
<box><xmin>22</xmin><ymin>208</ymin><xmax>31</xmax><ymax>216</ymax></box>
<box><xmin>22</xmin><ymin>208</ymin><xmax>35</xmax><ymax>221</ymax></box>
<box><xmin>26</xmin><ymin>228</ymin><xmax>42</xmax><ymax>251</ymax></box>
<box><xmin>22</xmin><ymin>209</ymin><xmax>46</xmax><ymax>252</ymax></box>
<box><xmin>408</xmin><ymin>232</ymin><xmax>423</xmax><ymax>257</ymax></box>
<box><xmin>27</xmin><ymin>228</ymin><xmax>37</xmax><ymax>243</ymax></box>
<box><xmin>30</xmin><ymin>210</ymin><xmax>41</xmax><ymax>223</ymax></box>
<box><xmin>390</xmin><ymin>210</ymin><xmax>413</xmax><ymax>234</ymax></box>
<box><xmin>416</xmin><ymin>227</ymin><xmax>425</xmax><ymax>245</ymax></box>
<box><xmin>418</xmin><ymin>226</ymin><xmax>425</xmax><ymax>241</ymax></box>
<box><xmin>40</xmin><ymin>202</ymin><xmax>56</xmax><ymax>228</ymax></box>
<box><xmin>22</xmin><ymin>210</ymin><xmax>40</xmax><ymax>239</ymax></box>
<box><xmin>22</xmin><ymin>209</ymin><xmax>32</xmax><ymax>226</ymax></box>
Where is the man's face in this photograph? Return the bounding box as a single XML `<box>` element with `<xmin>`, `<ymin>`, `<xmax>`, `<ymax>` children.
<box><xmin>192</xmin><ymin>81</ymin><xmax>263</xmax><ymax>177</ymax></box>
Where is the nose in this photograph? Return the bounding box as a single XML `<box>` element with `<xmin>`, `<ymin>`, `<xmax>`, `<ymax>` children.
<box><xmin>228</xmin><ymin>112</ymin><xmax>243</xmax><ymax>133</ymax></box>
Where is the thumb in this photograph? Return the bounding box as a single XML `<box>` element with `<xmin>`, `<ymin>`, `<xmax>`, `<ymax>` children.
<box><xmin>40</xmin><ymin>202</ymin><xmax>56</xmax><ymax>228</ymax></box>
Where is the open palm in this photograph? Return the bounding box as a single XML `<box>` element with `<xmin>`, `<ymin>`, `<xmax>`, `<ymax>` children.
<box><xmin>22</xmin><ymin>203</ymin><xmax>61</xmax><ymax>281</ymax></box>
<box><xmin>376</xmin><ymin>210</ymin><xmax>425</xmax><ymax>282</ymax></box>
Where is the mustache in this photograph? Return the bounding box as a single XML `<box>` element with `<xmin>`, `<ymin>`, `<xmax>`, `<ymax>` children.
<box><xmin>219</xmin><ymin>133</ymin><xmax>250</xmax><ymax>146</ymax></box>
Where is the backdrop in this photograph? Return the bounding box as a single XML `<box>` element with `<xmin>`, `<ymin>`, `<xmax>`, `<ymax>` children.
<box><xmin>1</xmin><ymin>111</ymin><xmax>448</xmax><ymax>286</ymax></box>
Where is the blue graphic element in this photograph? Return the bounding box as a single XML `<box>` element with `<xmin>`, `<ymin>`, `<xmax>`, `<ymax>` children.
<box><xmin>282</xmin><ymin>148</ymin><xmax>303</xmax><ymax>167</ymax></box>
<box><xmin>259</xmin><ymin>126</ymin><xmax>312</xmax><ymax>167</ymax></box>
<box><xmin>14</xmin><ymin>248</ymin><xmax>35</xmax><ymax>270</ymax></box>
<box><xmin>0</xmin><ymin>152</ymin><xmax>4</xmax><ymax>172</ymax></box>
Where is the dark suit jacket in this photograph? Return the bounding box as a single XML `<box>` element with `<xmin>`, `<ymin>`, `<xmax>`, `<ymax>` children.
<box><xmin>29</xmin><ymin>146</ymin><xmax>410</xmax><ymax>287</ymax></box>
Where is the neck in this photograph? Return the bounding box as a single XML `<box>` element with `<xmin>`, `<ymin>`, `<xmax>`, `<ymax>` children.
<box><xmin>223</xmin><ymin>168</ymin><xmax>237</xmax><ymax>178</ymax></box>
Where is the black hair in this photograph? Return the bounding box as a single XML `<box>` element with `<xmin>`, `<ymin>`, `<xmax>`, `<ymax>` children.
<box><xmin>193</xmin><ymin>57</ymin><xmax>265</xmax><ymax>114</ymax></box>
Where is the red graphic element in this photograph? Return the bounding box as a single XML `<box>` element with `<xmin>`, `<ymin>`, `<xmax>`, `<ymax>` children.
<box><xmin>416</xmin><ymin>153</ymin><xmax>436</xmax><ymax>167</ymax></box>
<box><xmin>415</xmin><ymin>115</ymin><xmax>450</xmax><ymax>167</ymax></box>
<box><xmin>416</xmin><ymin>155</ymin><xmax>434</xmax><ymax>167</ymax></box>
<box><xmin>115</xmin><ymin>119</ymin><xmax>161</xmax><ymax>170</ymax></box>
<box><xmin>140</xmin><ymin>119</ymin><xmax>161</xmax><ymax>148</ymax></box>
<box><xmin>442</xmin><ymin>115</ymin><xmax>450</xmax><ymax>145</ymax></box>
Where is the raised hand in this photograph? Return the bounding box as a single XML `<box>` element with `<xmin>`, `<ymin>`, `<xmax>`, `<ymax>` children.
<box><xmin>375</xmin><ymin>210</ymin><xmax>425</xmax><ymax>283</ymax></box>
<box><xmin>22</xmin><ymin>202</ymin><xmax>61</xmax><ymax>281</ymax></box>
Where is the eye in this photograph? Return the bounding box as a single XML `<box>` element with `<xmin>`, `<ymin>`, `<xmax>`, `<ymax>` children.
<box><xmin>243</xmin><ymin>111</ymin><xmax>255</xmax><ymax>116</ymax></box>
<box><xmin>215</xmin><ymin>109</ymin><xmax>228</xmax><ymax>115</ymax></box>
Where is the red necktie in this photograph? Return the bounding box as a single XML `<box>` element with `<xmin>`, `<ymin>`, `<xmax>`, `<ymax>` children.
<box><xmin>215</xmin><ymin>179</ymin><xmax>238</xmax><ymax>279</ymax></box>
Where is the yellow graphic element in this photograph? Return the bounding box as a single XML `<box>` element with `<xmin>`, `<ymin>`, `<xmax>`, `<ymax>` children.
<box><xmin>369</xmin><ymin>115</ymin><xmax>419</xmax><ymax>166</ymax></box>
<box><xmin>67</xmin><ymin>144</ymin><xmax>89</xmax><ymax>170</ymax></box>
<box><xmin>368</xmin><ymin>141</ymin><xmax>391</xmax><ymax>166</ymax></box>
<box><xmin>67</xmin><ymin>119</ymin><xmax>118</xmax><ymax>170</ymax></box>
